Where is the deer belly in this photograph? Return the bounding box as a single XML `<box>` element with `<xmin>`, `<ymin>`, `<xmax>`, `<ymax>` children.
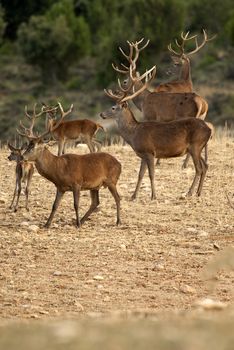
<box><xmin>81</xmin><ymin>180</ymin><xmax>103</xmax><ymax>190</ymax></box>
<box><xmin>156</xmin><ymin>144</ymin><xmax>188</xmax><ymax>158</ymax></box>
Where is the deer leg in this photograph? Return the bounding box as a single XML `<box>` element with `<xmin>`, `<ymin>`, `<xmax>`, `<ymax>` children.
<box><xmin>107</xmin><ymin>184</ymin><xmax>121</xmax><ymax>225</ymax></box>
<box><xmin>80</xmin><ymin>190</ymin><xmax>100</xmax><ymax>225</ymax></box>
<box><xmin>25</xmin><ymin>170</ymin><xmax>33</xmax><ymax>211</ymax></box>
<box><xmin>196</xmin><ymin>157</ymin><xmax>208</xmax><ymax>196</ymax></box>
<box><xmin>187</xmin><ymin>151</ymin><xmax>202</xmax><ymax>196</ymax></box>
<box><xmin>86</xmin><ymin>136</ymin><xmax>95</xmax><ymax>153</ymax></box>
<box><xmin>44</xmin><ymin>190</ymin><xmax>64</xmax><ymax>228</ymax></box>
<box><xmin>57</xmin><ymin>140</ymin><xmax>65</xmax><ymax>156</ymax></box>
<box><xmin>131</xmin><ymin>159</ymin><xmax>147</xmax><ymax>200</ymax></box>
<box><xmin>9</xmin><ymin>178</ymin><xmax>18</xmax><ymax>210</ymax></box>
<box><xmin>182</xmin><ymin>153</ymin><xmax>190</xmax><ymax>169</ymax></box>
<box><xmin>156</xmin><ymin>158</ymin><xmax>161</xmax><ymax>166</ymax></box>
<box><xmin>14</xmin><ymin>181</ymin><xmax>22</xmax><ymax>212</ymax></box>
<box><xmin>93</xmin><ymin>139</ymin><xmax>102</xmax><ymax>152</ymax></box>
<box><xmin>73</xmin><ymin>185</ymin><xmax>81</xmax><ymax>227</ymax></box>
<box><xmin>146</xmin><ymin>155</ymin><xmax>156</xmax><ymax>200</ymax></box>
<box><xmin>204</xmin><ymin>144</ymin><xmax>208</xmax><ymax>163</ymax></box>
<box><xmin>62</xmin><ymin>141</ymin><xmax>66</xmax><ymax>155</ymax></box>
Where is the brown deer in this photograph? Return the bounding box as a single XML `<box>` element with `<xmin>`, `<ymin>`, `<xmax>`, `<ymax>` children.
<box><xmin>112</xmin><ymin>39</ymin><xmax>209</xmax><ymax>167</ymax></box>
<box><xmin>101</xmin><ymin>72</ymin><xmax>211</xmax><ymax>200</ymax></box>
<box><xmin>43</xmin><ymin>103</ymin><xmax>104</xmax><ymax>155</ymax></box>
<box><xmin>17</xmin><ymin>102</ymin><xmax>121</xmax><ymax>228</ymax></box>
<box><xmin>8</xmin><ymin>143</ymin><xmax>34</xmax><ymax>212</ymax></box>
<box><xmin>155</xmin><ymin>29</ymin><xmax>216</xmax><ymax>93</ymax></box>
<box><xmin>112</xmin><ymin>38</ymin><xmax>208</xmax><ymax>121</ymax></box>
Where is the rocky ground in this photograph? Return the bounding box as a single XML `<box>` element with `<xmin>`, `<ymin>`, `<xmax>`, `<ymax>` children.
<box><xmin>0</xmin><ymin>130</ymin><xmax>233</xmax><ymax>326</ymax></box>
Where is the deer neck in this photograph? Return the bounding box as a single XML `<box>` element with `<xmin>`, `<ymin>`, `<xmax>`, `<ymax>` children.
<box><xmin>116</xmin><ymin>108</ymin><xmax>138</xmax><ymax>146</ymax></box>
<box><xmin>34</xmin><ymin>147</ymin><xmax>59</xmax><ymax>184</ymax></box>
<box><xmin>180</xmin><ymin>57</ymin><xmax>193</xmax><ymax>88</ymax></box>
<box><xmin>131</xmin><ymin>83</ymin><xmax>150</xmax><ymax>111</ymax></box>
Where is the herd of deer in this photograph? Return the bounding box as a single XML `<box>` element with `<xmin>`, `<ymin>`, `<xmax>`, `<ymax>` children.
<box><xmin>7</xmin><ymin>30</ymin><xmax>222</xmax><ymax>228</ymax></box>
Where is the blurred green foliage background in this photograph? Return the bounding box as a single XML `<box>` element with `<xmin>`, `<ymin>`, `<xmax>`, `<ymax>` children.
<box><xmin>0</xmin><ymin>0</ymin><xmax>233</xmax><ymax>141</ymax></box>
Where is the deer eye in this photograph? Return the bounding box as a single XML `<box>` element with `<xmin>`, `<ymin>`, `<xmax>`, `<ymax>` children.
<box><xmin>112</xmin><ymin>106</ymin><xmax>116</xmax><ymax>111</ymax></box>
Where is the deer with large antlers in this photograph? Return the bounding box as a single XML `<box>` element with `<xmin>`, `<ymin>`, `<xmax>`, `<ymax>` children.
<box><xmin>112</xmin><ymin>38</ymin><xmax>209</xmax><ymax>168</ymax></box>
<box><xmin>42</xmin><ymin>103</ymin><xmax>104</xmax><ymax>155</ymax></box>
<box><xmin>101</xmin><ymin>74</ymin><xmax>211</xmax><ymax>200</ymax></box>
<box><xmin>17</xmin><ymin>103</ymin><xmax>121</xmax><ymax>228</ymax></box>
<box><xmin>112</xmin><ymin>37</ymin><xmax>208</xmax><ymax>120</ymax></box>
<box><xmin>155</xmin><ymin>29</ymin><xmax>216</xmax><ymax>93</ymax></box>
<box><xmin>8</xmin><ymin>143</ymin><xmax>34</xmax><ymax>212</ymax></box>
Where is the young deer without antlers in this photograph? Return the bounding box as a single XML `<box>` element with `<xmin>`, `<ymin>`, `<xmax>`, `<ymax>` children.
<box><xmin>101</xmin><ymin>77</ymin><xmax>211</xmax><ymax>200</ymax></box>
<box><xmin>155</xmin><ymin>29</ymin><xmax>216</xmax><ymax>93</ymax></box>
<box><xmin>43</xmin><ymin>103</ymin><xmax>104</xmax><ymax>155</ymax></box>
<box><xmin>17</xmin><ymin>104</ymin><xmax>121</xmax><ymax>228</ymax></box>
<box><xmin>112</xmin><ymin>38</ymin><xmax>209</xmax><ymax>168</ymax></box>
<box><xmin>8</xmin><ymin>143</ymin><xmax>34</xmax><ymax>212</ymax></box>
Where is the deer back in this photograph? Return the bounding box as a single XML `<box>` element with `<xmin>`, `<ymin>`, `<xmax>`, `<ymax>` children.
<box><xmin>51</xmin><ymin>119</ymin><xmax>100</xmax><ymax>140</ymax></box>
<box><xmin>142</xmin><ymin>92</ymin><xmax>202</xmax><ymax>121</ymax></box>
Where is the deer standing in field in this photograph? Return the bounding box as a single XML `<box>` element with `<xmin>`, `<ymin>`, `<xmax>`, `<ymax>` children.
<box><xmin>8</xmin><ymin>143</ymin><xmax>34</xmax><ymax>212</ymax></box>
<box><xmin>112</xmin><ymin>38</ymin><xmax>209</xmax><ymax>168</ymax></box>
<box><xmin>154</xmin><ymin>29</ymin><xmax>215</xmax><ymax>93</ymax></box>
<box><xmin>43</xmin><ymin>103</ymin><xmax>104</xmax><ymax>155</ymax></box>
<box><xmin>101</xmin><ymin>69</ymin><xmax>211</xmax><ymax>200</ymax></box>
<box><xmin>17</xmin><ymin>102</ymin><xmax>121</xmax><ymax>228</ymax></box>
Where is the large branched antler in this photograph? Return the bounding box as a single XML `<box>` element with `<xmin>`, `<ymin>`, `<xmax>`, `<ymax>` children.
<box><xmin>17</xmin><ymin>104</ymin><xmax>46</xmax><ymax>140</ymax></box>
<box><xmin>112</xmin><ymin>38</ymin><xmax>150</xmax><ymax>75</ymax></box>
<box><xmin>17</xmin><ymin>102</ymin><xmax>73</xmax><ymax>140</ymax></box>
<box><xmin>168</xmin><ymin>29</ymin><xmax>216</xmax><ymax>58</ymax></box>
<box><xmin>105</xmin><ymin>65</ymin><xmax>156</xmax><ymax>103</ymax></box>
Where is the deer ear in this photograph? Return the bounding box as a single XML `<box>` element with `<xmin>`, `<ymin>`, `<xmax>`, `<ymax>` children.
<box><xmin>122</xmin><ymin>102</ymin><xmax>128</xmax><ymax>109</ymax></box>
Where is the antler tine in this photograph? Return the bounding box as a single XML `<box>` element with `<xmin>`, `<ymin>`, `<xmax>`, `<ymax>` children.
<box><xmin>202</xmin><ymin>28</ymin><xmax>217</xmax><ymax>42</ymax></box>
<box><xmin>112</xmin><ymin>62</ymin><xmax>129</xmax><ymax>74</ymax></box>
<box><xmin>24</xmin><ymin>105</ymin><xmax>32</xmax><ymax>120</ymax></box>
<box><xmin>104</xmin><ymin>88</ymin><xmax>124</xmax><ymax>102</ymax></box>
<box><xmin>120</xmin><ymin>65</ymin><xmax>156</xmax><ymax>103</ymax></box>
<box><xmin>181</xmin><ymin>31</ymin><xmax>198</xmax><ymax>41</ymax></box>
<box><xmin>117</xmin><ymin>77</ymin><xmax>133</xmax><ymax>95</ymax></box>
<box><xmin>48</xmin><ymin>102</ymin><xmax>73</xmax><ymax>132</ymax></box>
<box><xmin>119</xmin><ymin>42</ymin><xmax>133</xmax><ymax>63</ymax></box>
<box><xmin>135</xmin><ymin>38</ymin><xmax>144</xmax><ymax>45</ymax></box>
<box><xmin>186</xmin><ymin>29</ymin><xmax>216</xmax><ymax>57</ymax></box>
<box><xmin>137</xmin><ymin>38</ymin><xmax>150</xmax><ymax>52</ymax></box>
<box><xmin>121</xmin><ymin>63</ymin><xmax>129</xmax><ymax>70</ymax></box>
<box><xmin>136</xmin><ymin>65</ymin><xmax>156</xmax><ymax>83</ymax></box>
<box><xmin>57</xmin><ymin>102</ymin><xmax>73</xmax><ymax>118</ymax></box>
<box><xmin>168</xmin><ymin>43</ymin><xmax>181</xmax><ymax>57</ymax></box>
<box><xmin>16</xmin><ymin>120</ymin><xmax>38</xmax><ymax>140</ymax></box>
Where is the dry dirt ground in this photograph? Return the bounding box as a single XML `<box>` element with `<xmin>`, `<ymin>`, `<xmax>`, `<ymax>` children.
<box><xmin>0</xmin><ymin>130</ymin><xmax>233</xmax><ymax>323</ymax></box>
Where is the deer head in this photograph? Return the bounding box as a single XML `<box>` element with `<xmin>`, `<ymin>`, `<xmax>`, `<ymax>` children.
<box><xmin>168</xmin><ymin>29</ymin><xmax>216</xmax><ymax>65</ymax></box>
<box><xmin>7</xmin><ymin>143</ymin><xmax>28</xmax><ymax>162</ymax></box>
<box><xmin>17</xmin><ymin>102</ymin><xmax>73</xmax><ymax>161</ymax></box>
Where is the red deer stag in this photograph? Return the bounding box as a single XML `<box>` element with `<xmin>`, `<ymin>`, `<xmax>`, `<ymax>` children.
<box><xmin>43</xmin><ymin>103</ymin><xmax>104</xmax><ymax>155</ymax></box>
<box><xmin>112</xmin><ymin>39</ymin><xmax>209</xmax><ymax>167</ymax></box>
<box><xmin>17</xmin><ymin>102</ymin><xmax>121</xmax><ymax>228</ymax></box>
<box><xmin>8</xmin><ymin>143</ymin><xmax>34</xmax><ymax>211</ymax></box>
<box><xmin>112</xmin><ymin>38</ymin><xmax>208</xmax><ymax>120</ymax></box>
<box><xmin>101</xmin><ymin>70</ymin><xmax>211</xmax><ymax>200</ymax></box>
<box><xmin>155</xmin><ymin>29</ymin><xmax>216</xmax><ymax>93</ymax></box>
